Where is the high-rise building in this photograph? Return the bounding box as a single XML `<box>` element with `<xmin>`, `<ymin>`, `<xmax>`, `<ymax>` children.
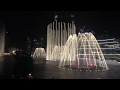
<box><xmin>40</xmin><ymin>37</ymin><xmax>44</xmax><ymax>48</ymax></box>
<box><xmin>5</xmin><ymin>31</ymin><xmax>9</xmax><ymax>53</ymax></box>
<box><xmin>0</xmin><ymin>23</ymin><xmax>5</xmax><ymax>57</ymax></box>
<box><xmin>26</xmin><ymin>37</ymin><xmax>31</xmax><ymax>55</ymax></box>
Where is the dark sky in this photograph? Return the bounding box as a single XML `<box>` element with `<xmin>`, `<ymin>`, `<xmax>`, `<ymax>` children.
<box><xmin>0</xmin><ymin>11</ymin><xmax>120</xmax><ymax>50</ymax></box>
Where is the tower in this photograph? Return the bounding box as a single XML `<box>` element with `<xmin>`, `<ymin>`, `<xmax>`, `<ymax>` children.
<box><xmin>5</xmin><ymin>31</ymin><xmax>9</xmax><ymax>53</ymax></box>
<box><xmin>40</xmin><ymin>37</ymin><xmax>44</xmax><ymax>48</ymax></box>
<box><xmin>27</xmin><ymin>37</ymin><xmax>31</xmax><ymax>55</ymax></box>
<box><xmin>0</xmin><ymin>23</ymin><xmax>5</xmax><ymax>57</ymax></box>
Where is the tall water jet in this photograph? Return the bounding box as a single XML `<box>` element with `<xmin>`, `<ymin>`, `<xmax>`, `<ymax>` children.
<box><xmin>0</xmin><ymin>24</ymin><xmax>5</xmax><ymax>57</ymax></box>
<box><xmin>46</xmin><ymin>15</ymin><xmax>109</xmax><ymax>70</ymax></box>
<box><xmin>46</xmin><ymin>16</ymin><xmax>76</xmax><ymax>61</ymax></box>
<box><xmin>32</xmin><ymin>48</ymin><xmax>46</xmax><ymax>60</ymax></box>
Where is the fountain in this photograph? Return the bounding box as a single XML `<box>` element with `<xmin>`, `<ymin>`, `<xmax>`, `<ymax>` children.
<box><xmin>46</xmin><ymin>17</ymin><xmax>76</xmax><ymax>61</ymax></box>
<box><xmin>32</xmin><ymin>48</ymin><xmax>46</xmax><ymax>60</ymax></box>
<box><xmin>46</xmin><ymin>16</ymin><xmax>109</xmax><ymax>70</ymax></box>
<box><xmin>59</xmin><ymin>32</ymin><xmax>109</xmax><ymax>70</ymax></box>
<box><xmin>0</xmin><ymin>24</ymin><xmax>5</xmax><ymax>57</ymax></box>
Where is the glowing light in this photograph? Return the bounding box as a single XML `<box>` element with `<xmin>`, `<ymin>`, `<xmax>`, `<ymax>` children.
<box><xmin>29</xmin><ymin>73</ymin><xmax>31</xmax><ymax>76</ymax></box>
<box><xmin>54</xmin><ymin>15</ymin><xmax>58</xmax><ymax>19</ymax></box>
<box><xmin>12</xmin><ymin>50</ymin><xmax>15</xmax><ymax>53</ymax></box>
<box><xmin>90</xmin><ymin>64</ymin><xmax>93</xmax><ymax>66</ymax></box>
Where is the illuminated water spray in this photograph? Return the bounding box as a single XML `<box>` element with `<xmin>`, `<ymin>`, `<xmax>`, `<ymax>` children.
<box><xmin>0</xmin><ymin>24</ymin><xmax>5</xmax><ymax>57</ymax></box>
<box><xmin>46</xmin><ymin>17</ymin><xmax>76</xmax><ymax>60</ymax></box>
<box><xmin>32</xmin><ymin>48</ymin><xmax>46</xmax><ymax>60</ymax></box>
<box><xmin>46</xmin><ymin>16</ymin><xmax>109</xmax><ymax>70</ymax></box>
<box><xmin>59</xmin><ymin>32</ymin><xmax>109</xmax><ymax>70</ymax></box>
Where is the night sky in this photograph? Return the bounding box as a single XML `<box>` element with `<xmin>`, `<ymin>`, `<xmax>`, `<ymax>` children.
<box><xmin>0</xmin><ymin>11</ymin><xmax>120</xmax><ymax>50</ymax></box>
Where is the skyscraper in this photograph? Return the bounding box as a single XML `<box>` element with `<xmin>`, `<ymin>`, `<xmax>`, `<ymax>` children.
<box><xmin>26</xmin><ymin>37</ymin><xmax>31</xmax><ymax>55</ymax></box>
<box><xmin>5</xmin><ymin>31</ymin><xmax>9</xmax><ymax>53</ymax></box>
<box><xmin>0</xmin><ymin>23</ymin><xmax>5</xmax><ymax>57</ymax></box>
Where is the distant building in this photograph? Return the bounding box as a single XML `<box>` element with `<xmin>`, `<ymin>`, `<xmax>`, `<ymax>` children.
<box><xmin>5</xmin><ymin>31</ymin><xmax>9</xmax><ymax>53</ymax></box>
<box><xmin>32</xmin><ymin>38</ymin><xmax>37</xmax><ymax>52</ymax></box>
<box><xmin>0</xmin><ymin>23</ymin><xmax>5</xmax><ymax>57</ymax></box>
<box><xmin>26</xmin><ymin>37</ymin><xmax>31</xmax><ymax>55</ymax></box>
<box><xmin>40</xmin><ymin>37</ymin><xmax>44</xmax><ymax>48</ymax></box>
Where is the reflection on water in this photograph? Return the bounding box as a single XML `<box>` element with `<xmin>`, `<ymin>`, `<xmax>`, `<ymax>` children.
<box><xmin>0</xmin><ymin>56</ymin><xmax>120</xmax><ymax>79</ymax></box>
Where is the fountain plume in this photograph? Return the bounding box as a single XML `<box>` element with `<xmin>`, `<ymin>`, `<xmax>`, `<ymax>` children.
<box><xmin>46</xmin><ymin>16</ymin><xmax>109</xmax><ymax>70</ymax></box>
<box><xmin>32</xmin><ymin>48</ymin><xmax>46</xmax><ymax>60</ymax></box>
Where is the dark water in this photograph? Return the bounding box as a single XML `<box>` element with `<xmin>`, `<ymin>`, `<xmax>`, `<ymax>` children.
<box><xmin>0</xmin><ymin>55</ymin><xmax>120</xmax><ymax>79</ymax></box>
